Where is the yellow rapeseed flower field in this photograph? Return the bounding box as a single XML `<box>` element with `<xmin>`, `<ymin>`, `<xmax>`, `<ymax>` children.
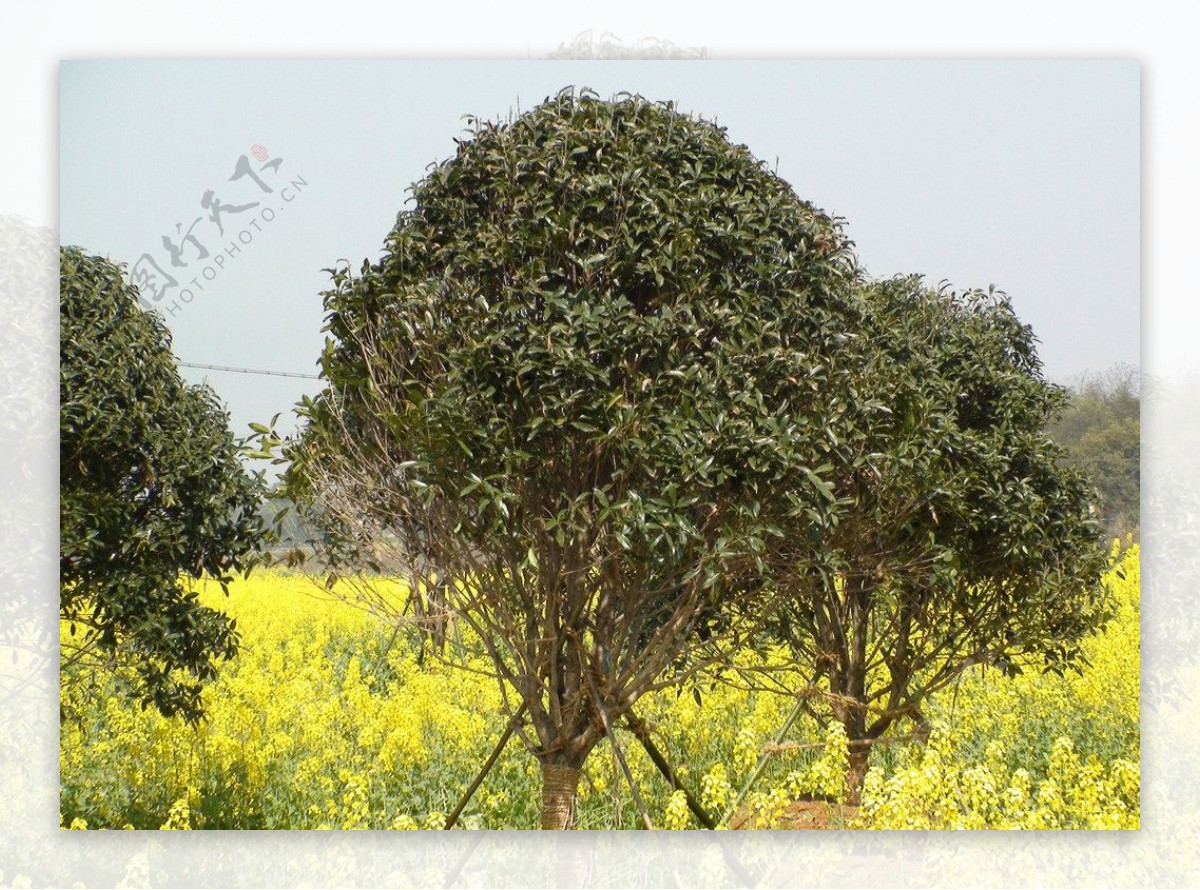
<box><xmin>60</xmin><ymin>544</ymin><xmax>1139</xmax><ymax>830</ymax></box>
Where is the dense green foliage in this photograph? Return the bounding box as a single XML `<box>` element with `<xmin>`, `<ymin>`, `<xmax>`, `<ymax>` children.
<box><xmin>1049</xmin><ymin>365</ymin><xmax>1139</xmax><ymax>538</ymax></box>
<box><xmin>60</xmin><ymin>247</ymin><xmax>267</xmax><ymax>723</ymax></box>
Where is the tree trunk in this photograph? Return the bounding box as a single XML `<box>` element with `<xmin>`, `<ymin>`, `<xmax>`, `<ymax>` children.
<box><xmin>540</xmin><ymin>762</ymin><xmax>584</xmax><ymax>829</ymax></box>
<box><xmin>845</xmin><ymin>745</ymin><xmax>870</xmax><ymax>806</ymax></box>
<box><xmin>843</xmin><ymin>574</ymin><xmax>871</xmax><ymax>806</ymax></box>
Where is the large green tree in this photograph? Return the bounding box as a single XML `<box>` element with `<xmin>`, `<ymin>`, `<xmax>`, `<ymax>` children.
<box><xmin>286</xmin><ymin>88</ymin><xmax>868</xmax><ymax>828</ymax></box>
<box><xmin>60</xmin><ymin>247</ymin><xmax>267</xmax><ymax>723</ymax></box>
<box><xmin>765</xmin><ymin>276</ymin><xmax>1109</xmax><ymax>800</ymax></box>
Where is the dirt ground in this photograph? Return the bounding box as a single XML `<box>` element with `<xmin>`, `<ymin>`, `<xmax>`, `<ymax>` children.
<box><xmin>730</xmin><ymin>799</ymin><xmax>860</xmax><ymax>830</ymax></box>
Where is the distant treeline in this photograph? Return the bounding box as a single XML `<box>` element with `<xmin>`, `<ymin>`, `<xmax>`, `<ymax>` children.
<box><xmin>1049</xmin><ymin>365</ymin><xmax>1140</xmax><ymax>541</ymax></box>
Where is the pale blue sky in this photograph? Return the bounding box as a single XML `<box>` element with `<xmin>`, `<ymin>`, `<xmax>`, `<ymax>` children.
<box><xmin>59</xmin><ymin>60</ymin><xmax>1139</xmax><ymax>441</ymax></box>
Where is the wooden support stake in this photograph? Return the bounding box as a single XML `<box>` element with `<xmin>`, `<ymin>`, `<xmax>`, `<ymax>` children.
<box><xmin>720</xmin><ymin>693</ymin><xmax>806</xmax><ymax>827</ymax></box>
<box><xmin>600</xmin><ymin>707</ymin><xmax>654</xmax><ymax>830</ymax></box>
<box><xmin>624</xmin><ymin>711</ymin><xmax>716</xmax><ymax>829</ymax></box>
<box><xmin>443</xmin><ymin>703</ymin><xmax>526</xmax><ymax>830</ymax></box>
<box><xmin>584</xmin><ymin>667</ymin><xmax>654</xmax><ymax>830</ymax></box>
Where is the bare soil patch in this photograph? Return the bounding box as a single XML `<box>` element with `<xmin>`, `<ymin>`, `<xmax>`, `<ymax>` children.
<box><xmin>730</xmin><ymin>799</ymin><xmax>860</xmax><ymax>830</ymax></box>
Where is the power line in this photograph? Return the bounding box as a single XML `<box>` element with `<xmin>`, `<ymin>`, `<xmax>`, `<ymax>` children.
<box><xmin>179</xmin><ymin>361</ymin><xmax>320</xmax><ymax>380</ymax></box>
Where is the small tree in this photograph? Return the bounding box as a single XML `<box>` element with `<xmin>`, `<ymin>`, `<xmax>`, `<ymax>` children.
<box><xmin>60</xmin><ymin>247</ymin><xmax>267</xmax><ymax>723</ymax></box>
<box><xmin>766</xmin><ymin>276</ymin><xmax>1109</xmax><ymax>801</ymax></box>
<box><xmin>287</xmin><ymin>89</ymin><xmax>866</xmax><ymax>828</ymax></box>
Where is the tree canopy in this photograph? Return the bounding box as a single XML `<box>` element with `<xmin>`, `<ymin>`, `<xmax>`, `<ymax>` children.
<box><xmin>60</xmin><ymin>247</ymin><xmax>268</xmax><ymax>723</ymax></box>
<box><xmin>286</xmin><ymin>87</ymin><xmax>872</xmax><ymax>827</ymax></box>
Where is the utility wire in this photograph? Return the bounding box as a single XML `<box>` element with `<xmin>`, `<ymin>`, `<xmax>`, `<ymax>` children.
<box><xmin>179</xmin><ymin>361</ymin><xmax>320</xmax><ymax>380</ymax></box>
